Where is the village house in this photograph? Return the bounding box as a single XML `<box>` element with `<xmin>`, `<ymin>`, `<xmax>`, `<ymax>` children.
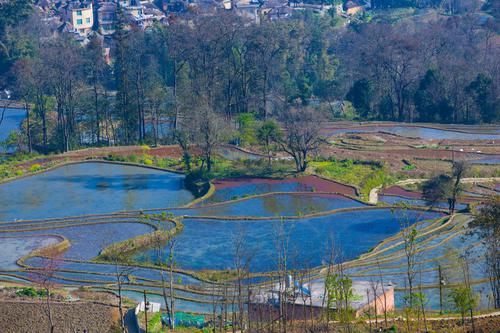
<box><xmin>249</xmin><ymin>278</ymin><xmax>395</xmax><ymax>321</ymax></box>
<box><xmin>344</xmin><ymin>0</ymin><xmax>365</xmax><ymax>15</ymax></box>
<box><xmin>69</xmin><ymin>0</ymin><xmax>94</xmax><ymax>36</ymax></box>
<box><xmin>97</xmin><ymin>2</ymin><xmax>117</xmax><ymax>35</ymax></box>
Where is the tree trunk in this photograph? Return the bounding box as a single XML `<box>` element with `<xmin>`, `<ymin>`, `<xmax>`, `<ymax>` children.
<box><xmin>25</xmin><ymin>102</ymin><xmax>32</xmax><ymax>153</ymax></box>
<box><xmin>117</xmin><ymin>280</ymin><xmax>126</xmax><ymax>333</ymax></box>
<box><xmin>94</xmin><ymin>83</ymin><xmax>100</xmax><ymax>145</ymax></box>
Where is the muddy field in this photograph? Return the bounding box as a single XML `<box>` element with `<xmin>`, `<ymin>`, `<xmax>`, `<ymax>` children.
<box><xmin>320</xmin><ymin>132</ymin><xmax>499</xmax><ymax>176</ymax></box>
<box><xmin>0</xmin><ymin>300</ymin><xmax>120</xmax><ymax>333</ymax></box>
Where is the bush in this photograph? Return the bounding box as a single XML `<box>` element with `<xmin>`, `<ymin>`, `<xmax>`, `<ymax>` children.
<box><xmin>143</xmin><ymin>158</ymin><xmax>153</xmax><ymax>166</ymax></box>
<box><xmin>29</xmin><ymin>163</ymin><xmax>41</xmax><ymax>172</ymax></box>
<box><xmin>185</xmin><ymin>170</ymin><xmax>210</xmax><ymax>198</ymax></box>
<box><xmin>16</xmin><ymin>287</ymin><xmax>46</xmax><ymax>298</ymax></box>
<box><xmin>127</xmin><ymin>154</ymin><xmax>139</xmax><ymax>163</ymax></box>
<box><xmin>402</xmin><ymin>164</ymin><xmax>416</xmax><ymax>171</ymax></box>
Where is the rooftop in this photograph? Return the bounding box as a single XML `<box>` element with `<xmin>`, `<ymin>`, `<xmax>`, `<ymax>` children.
<box><xmin>251</xmin><ymin>278</ymin><xmax>395</xmax><ymax>310</ymax></box>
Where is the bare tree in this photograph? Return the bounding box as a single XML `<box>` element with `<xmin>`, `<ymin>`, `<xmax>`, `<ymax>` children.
<box><xmin>102</xmin><ymin>243</ymin><xmax>135</xmax><ymax>333</ymax></box>
<box><xmin>470</xmin><ymin>195</ymin><xmax>500</xmax><ymax>309</ymax></box>
<box><xmin>0</xmin><ymin>99</ymin><xmax>10</xmax><ymax>128</ymax></box>
<box><xmin>278</xmin><ymin>108</ymin><xmax>325</xmax><ymax>172</ymax></box>
<box><xmin>393</xmin><ymin>206</ymin><xmax>422</xmax><ymax>332</ymax></box>
<box><xmin>191</xmin><ymin>105</ymin><xmax>226</xmax><ymax>173</ymax></box>
<box><xmin>30</xmin><ymin>252</ymin><xmax>61</xmax><ymax>333</ymax></box>
<box><xmin>273</xmin><ymin>218</ymin><xmax>292</xmax><ymax>333</ymax></box>
<box><xmin>232</xmin><ymin>228</ymin><xmax>253</xmax><ymax>332</ymax></box>
<box><xmin>173</xmin><ymin>129</ymin><xmax>192</xmax><ymax>172</ymax></box>
<box><xmin>376</xmin><ymin>259</ymin><xmax>389</xmax><ymax>328</ymax></box>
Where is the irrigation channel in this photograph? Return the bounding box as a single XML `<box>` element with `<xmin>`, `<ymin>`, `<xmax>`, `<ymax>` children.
<box><xmin>0</xmin><ymin>161</ymin><xmax>495</xmax><ymax>313</ymax></box>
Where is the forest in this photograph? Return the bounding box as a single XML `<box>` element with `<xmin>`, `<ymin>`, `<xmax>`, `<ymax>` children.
<box><xmin>0</xmin><ymin>1</ymin><xmax>498</xmax><ymax>154</ymax></box>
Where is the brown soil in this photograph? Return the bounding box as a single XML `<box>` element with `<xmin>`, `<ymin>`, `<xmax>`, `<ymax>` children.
<box><xmin>382</xmin><ymin>185</ymin><xmax>422</xmax><ymax>198</ymax></box>
<box><xmin>0</xmin><ymin>299</ymin><xmax>120</xmax><ymax>333</ymax></box>
<box><xmin>15</xmin><ymin>145</ymin><xmax>184</xmax><ymax>170</ymax></box>
<box><xmin>379</xmin><ymin>315</ymin><xmax>500</xmax><ymax>333</ymax></box>
<box><xmin>212</xmin><ymin>174</ymin><xmax>358</xmax><ymax>196</ymax></box>
<box><xmin>320</xmin><ymin>131</ymin><xmax>499</xmax><ymax>176</ymax></box>
<box><xmin>283</xmin><ymin>314</ymin><xmax>500</xmax><ymax>333</ymax></box>
<box><xmin>63</xmin><ymin>145</ymin><xmax>184</xmax><ymax>159</ymax></box>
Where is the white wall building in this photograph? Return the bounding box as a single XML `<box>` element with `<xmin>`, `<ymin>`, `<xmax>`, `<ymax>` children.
<box><xmin>71</xmin><ymin>2</ymin><xmax>94</xmax><ymax>36</ymax></box>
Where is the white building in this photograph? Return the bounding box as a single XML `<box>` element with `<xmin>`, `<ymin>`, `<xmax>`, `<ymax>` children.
<box><xmin>71</xmin><ymin>1</ymin><xmax>94</xmax><ymax>36</ymax></box>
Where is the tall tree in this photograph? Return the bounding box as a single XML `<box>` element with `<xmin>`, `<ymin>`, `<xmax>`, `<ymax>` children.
<box><xmin>84</xmin><ymin>35</ymin><xmax>108</xmax><ymax>145</ymax></box>
<box><xmin>43</xmin><ymin>39</ymin><xmax>83</xmax><ymax>152</ymax></box>
<box><xmin>257</xmin><ymin>120</ymin><xmax>282</xmax><ymax>166</ymax></box>
<box><xmin>278</xmin><ymin>108</ymin><xmax>324</xmax><ymax>172</ymax></box>
<box><xmin>191</xmin><ymin>105</ymin><xmax>226</xmax><ymax>173</ymax></box>
<box><xmin>0</xmin><ymin>0</ymin><xmax>33</xmax><ymax>77</ymax></box>
<box><xmin>346</xmin><ymin>79</ymin><xmax>373</xmax><ymax>119</ymax></box>
<box><xmin>422</xmin><ymin>161</ymin><xmax>469</xmax><ymax>214</ymax></box>
<box><xmin>469</xmin><ymin>195</ymin><xmax>500</xmax><ymax>309</ymax></box>
<box><xmin>466</xmin><ymin>74</ymin><xmax>499</xmax><ymax>123</ymax></box>
<box><xmin>414</xmin><ymin>69</ymin><xmax>454</xmax><ymax>123</ymax></box>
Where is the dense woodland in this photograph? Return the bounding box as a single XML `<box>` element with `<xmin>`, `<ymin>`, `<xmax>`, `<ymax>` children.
<box><xmin>0</xmin><ymin>1</ymin><xmax>498</xmax><ymax>155</ymax></box>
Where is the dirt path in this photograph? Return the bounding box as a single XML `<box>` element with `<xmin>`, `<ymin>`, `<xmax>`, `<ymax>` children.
<box><xmin>396</xmin><ymin>177</ymin><xmax>500</xmax><ymax>186</ymax></box>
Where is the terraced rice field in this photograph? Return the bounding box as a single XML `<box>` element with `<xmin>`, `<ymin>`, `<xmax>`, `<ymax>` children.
<box><xmin>0</xmin><ymin>161</ymin><xmax>494</xmax><ymax>313</ymax></box>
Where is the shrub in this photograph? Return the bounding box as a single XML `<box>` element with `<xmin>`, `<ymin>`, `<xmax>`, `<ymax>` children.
<box><xmin>360</xmin><ymin>169</ymin><xmax>389</xmax><ymax>199</ymax></box>
<box><xmin>402</xmin><ymin>164</ymin><xmax>416</xmax><ymax>171</ymax></box>
<box><xmin>127</xmin><ymin>154</ymin><xmax>139</xmax><ymax>163</ymax></box>
<box><xmin>15</xmin><ymin>169</ymin><xmax>24</xmax><ymax>176</ymax></box>
<box><xmin>16</xmin><ymin>287</ymin><xmax>46</xmax><ymax>298</ymax></box>
<box><xmin>29</xmin><ymin>163</ymin><xmax>42</xmax><ymax>172</ymax></box>
<box><xmin>143</xmin><ymin>158</ymin><xmax>153</xmax><ymax>166</ymax></box>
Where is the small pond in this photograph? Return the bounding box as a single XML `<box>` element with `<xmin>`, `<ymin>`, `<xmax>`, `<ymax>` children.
<box><xmin>0</xmin><ymin>162</ymin><xmax>194</xmax><ymax>221</ymax></box>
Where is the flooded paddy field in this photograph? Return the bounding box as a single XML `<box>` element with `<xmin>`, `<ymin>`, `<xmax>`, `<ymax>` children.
<box><xmin>322</xmin><ymin>122</ymin><xmax>500</xmax><ymax>140</ymax></box>
<box><xmin>0</xmin><ymin>161</ymin><xmax>495</xmax><ymax>313</ymax></box>
<box><xmin>0</xmin><ymin>162</ymin><xmax>193</xmax><ymax>221</ymax></box>
<box><xmin>202</xmin><ymin>175</ymin><xmax>357</xmax><ymax>205</ymax></box>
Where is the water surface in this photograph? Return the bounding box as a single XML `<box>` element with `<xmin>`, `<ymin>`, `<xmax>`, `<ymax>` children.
<box><xmin>0</xmin><ymin>162</ymin><xmax>194</xmax><ymax>221</ymax></box>
<box><xmin>327</xmin><ymin>125</ymin><xmax>500</xmax><ymax>140</ymax></box>
<box><xmin>0</xmin><ymin>236</ymin><xmax>59</xmax><ymax>269</ymax></box>
<box><xmin>380</xmin><ymin>195</ymin><xmax>468</xmax><ymax>210</ymax></box>
<box><xmin>0</xmin><ymin>108</ymin><xmax>25</xmax><ymax>141</ymax></box>
<box><xmin>140</xmin><ymin>209</ymin><xmax>442</xmax><ymax>272</ymax></box>
<box><xmin>185</xmin><ymin>193</ymin><xmax>364</xmax><ymax>217</ymax></box>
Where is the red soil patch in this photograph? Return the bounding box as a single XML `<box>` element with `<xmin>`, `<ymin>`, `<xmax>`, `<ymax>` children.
<box><xmin>213</xmin><ymin>175</ymin><xmax>358</xmax><ymax>196</ymax></box>
<box><xmin>382</xmin><ymin>185</ymin><xmax>422</xmax><ymax>199</ymax></box>
<box><xmin>63</xmin><ymin>145</ymin><xmax>184</xmax><ymax>159</ymax></box>
<box><xmin>14</xmin><ymin>145</ymin><xmax>184</xmax><ymax>170</ymax></box>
